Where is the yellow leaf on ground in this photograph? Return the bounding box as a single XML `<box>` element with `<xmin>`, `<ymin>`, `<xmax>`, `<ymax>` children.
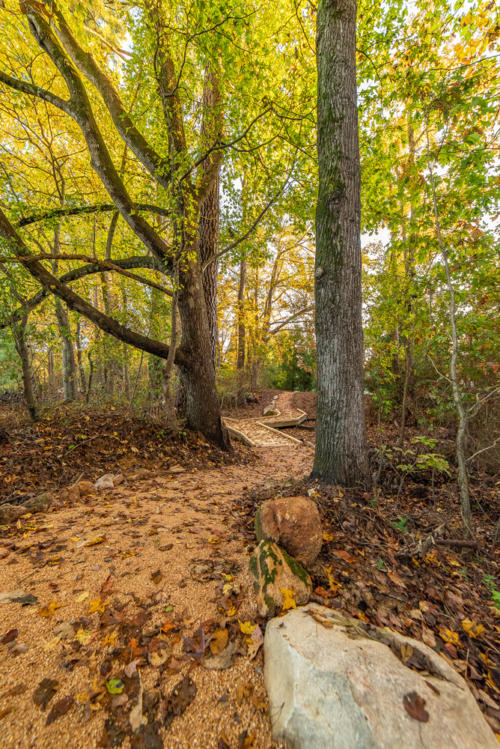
<box><xmin>462</xmin><ymin>618</ymin><xmax>485</xmax><ymax>639</ymax></box>
<box><xmin>439</xmin><ymin>627</ymin><xmax>460</xmax><ymax>646</ymax></box>
<box><xmin>280</xmin><ymin>588</ymin><xmax>296</xmax><ymax>611</ymax></box>
<box><xmin>323</xmin><ymin>531</ymin><xmax>334</xmax><ymax>542</ymax></box>
<box><xmin>76</xmin><ymin>591</ymin><xmax>89</xmax><ymax>603</ymax></box>
<box><xmin>89</xmin><ymin>597</ymin><xmax>108</xmax><ymax>614</ymax></box>
<box><xmin>85</xmin><ymin>536</ymin><xmax>105</xmax><ymax>547</ymax></box>
<box><xmin>39</xmin><ymin>599</ymin><xmax>62</xmax><ymax>617</ymax></box>
<box><xmin>239</xmin><ymin>620</ymin><xmax>257</xmax><ymax>635</ymax></box>
<box><xmin>75</xmin><ymin>629</ymin><xmax>93</xmax><ymax>645</ymax></box>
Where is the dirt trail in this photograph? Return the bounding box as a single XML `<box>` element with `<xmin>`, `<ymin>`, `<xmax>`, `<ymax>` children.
<box><xmin>0</xmin><ymin>444</ymin><xmax>312</xmax><ymax>748</ymax></box>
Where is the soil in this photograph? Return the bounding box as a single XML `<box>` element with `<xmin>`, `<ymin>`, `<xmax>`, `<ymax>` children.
<box><xmin>0</xmin><ymin>393</ymin><xmax>498</xmax><ymax>746</ymax></box>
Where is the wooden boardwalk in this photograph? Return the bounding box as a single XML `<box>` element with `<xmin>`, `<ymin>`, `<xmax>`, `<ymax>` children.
<box><xmin>223</xmin><ymin>408</ymin><xmax>307</xmax><ymax>447</ymax></box>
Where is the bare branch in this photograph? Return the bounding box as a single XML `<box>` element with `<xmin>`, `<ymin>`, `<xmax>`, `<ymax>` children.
<box><xmin>17</xmin><ymin>202</ymin><xmax>169</xmax><ymax>227</ymax></box>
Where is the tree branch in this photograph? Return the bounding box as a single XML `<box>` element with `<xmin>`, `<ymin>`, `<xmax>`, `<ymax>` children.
<box><xmin>0</xmin><ymin>208</ymin><xmax>188</xmax><ymax>366</ymax></box>
<box><xmin>22</xmin><ymin>3</ymin><xmax>172</xmax><ymax>269</ymax></box>
<box><xmin>1</xmin><ymin>255</ymin><xmax>168</xmax><ymax>329</ymax></box>
<box><xmin>0</xmin><ymin>69</ymin><xmax>72</xmax><ymax>115</ymax></box>
<box><xmin>52</xmin><ymin>6</ymin><xmax>171</xmax><ymax>189</ymax></box>
<box><xmin>17</xmin><ymin>202</ymin><xmax>169</xmax><ymax>227</ymax></box>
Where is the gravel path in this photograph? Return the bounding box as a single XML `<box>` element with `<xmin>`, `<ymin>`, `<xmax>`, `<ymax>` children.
<box><xmin>0</xmin><ymin>444</ymin><xmax>312</xmax><ymax>748</ymax></box>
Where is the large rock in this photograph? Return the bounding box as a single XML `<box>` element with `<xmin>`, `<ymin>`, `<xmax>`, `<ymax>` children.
<box><xmin>264</xmin><ymin>603</ymin><xmax>496</xmax><ymax>749</ymax></box>
<box><xmin>255</xmin><ymin>496</ymin><xmax>322</xmax><ymax>566</ymax></box>
<box><xmin>249</xmin><ymin>540</ymin><xmax>312</xmax><ymax>617</ymax></box>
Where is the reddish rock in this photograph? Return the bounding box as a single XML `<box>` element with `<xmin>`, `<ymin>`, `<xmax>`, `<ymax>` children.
<box><xmin>256</xmin><ymin>496</ymin><xmax>322</xmax><ymax>567</ymax></box>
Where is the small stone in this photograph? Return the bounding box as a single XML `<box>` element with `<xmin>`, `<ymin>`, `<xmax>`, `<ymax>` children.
<box><xmin>264</xmin><ymin>604</ymin><xmax>497</xmax><ymax>749</ymax></box>
<box><xmin>249</xmin><ymin>540</ymin><xmax>312</xmax><ymax>618</ymax></box>
<box><xmin>95</xmin><ymin>474</ymin><xmax>115</xmax><ymax>491</ymax></box>
<box><xmin>255</xmin><ymin>496</ymin><xmax>322</xmax><ymax>566</ymax></box>
<box><xmin>76</xmin><ymin>481</ymin><xmax>95</xmax><ymax>497</ymax></box>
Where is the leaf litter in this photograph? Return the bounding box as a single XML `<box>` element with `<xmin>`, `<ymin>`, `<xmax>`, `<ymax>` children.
<box><xmin>0</xmin><ymin>412</ymin><xmax>309</xmax><ymax>748</ymax></box>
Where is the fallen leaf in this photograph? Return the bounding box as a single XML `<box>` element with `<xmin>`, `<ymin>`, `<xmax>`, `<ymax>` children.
<box><xmin>247</xmin><ymin>624</ymin><xmax>263</xmax><ymax>660</ymax></box>
<box><xmin>11</xmin><ymin>642</ymin><xmax>28</xmax><ymax>655</ymax></box>
<box><xmin>331</xmin><ymin>549</ymin><xmax>357</xmax><ymax>563</ymax></box>
<box><xmin>150</xmin><ymin>569</ymin><xmax>163</xmax><ymax>585</ymax></box>
<box><xmin>46</xmin><ymin>695</ymin><xmax>74</xmax><ymax>725</ymax></box>
<box><xmin>323</xmin><ymin>530</ymin><xmax>334</xmax><ymax>542</ymax></box>
<box><xmin>33</xmin><ymin>678</ymin><xmax>59</xmax><ymax>710</ymax></box>
<box><xmin>280</xmin><ymin>588</ymin><xmax>296</xmax><ymax>611</ymax></box>
<box><xmin>124</xmin><ymin>659</ymin><xmax>140</xmax><ymax>678</ymax></box>
<box><xmin>106</xmin><ymin>679</ymin><xmax>124</xmax><ymax>695</ymax></box>
<box><xmin>148</xmin><ymin>648</ymin><xmax>169</xmax><ymax>667</ymax></box>
<box><xmin>239</xmin><ymin>620</ymin><xmax>257</xmax><ymax>635</ymax></box>
<box><xmin>204</xmin><ymin>641</ymin><xmax>238</xmax><ymax>670</ymax></box>
<box><xmin>75</xmin><ymin>628</ymin><xmax>93</xmax><ymax>645</ymax></box>
<box><xmin>164</xmin><ymin>675</ymin><xmax>197</xmax><ymax>728</ymax></box>
<box><xmin>403</xmin><ymin>691</ymin><xmax>429</xmax><ymax>722</ymax></box>
<box><xmin>88</xmin><ymin>597</ymin><xmax>108</xmax><ymax>614</ymax></box>
<box><xmin>75</xmin><ymin>591</ymin><xmax>89</xmax><ymax>603</ymax></box>
<box><xmin>39</xmin><ymin>599</ymin><xmax>62</xmax><ymax>617</ymax></box>
<box><xmin>85</xmin><ymin>536</ymin><xmax>105</xmax><ymax>547</ymax></box>
<box><xmin>462</xmin><ymin>618</ymin><xmax>485</xmax><ymax>639</ymax></box>
<box><xmin>439</xmin><ymin>627</ymin><xmax>460</xmax><ymax>646</ymax></box>
<box><xmin>1</xmin><ymin>628</ymin><xmax>18</xmax><ymax>644</ymax></box>
<box><xmin>210</xmin><ymin>628</ymin><xmax>229</xmax><ymax>655</ymax></box>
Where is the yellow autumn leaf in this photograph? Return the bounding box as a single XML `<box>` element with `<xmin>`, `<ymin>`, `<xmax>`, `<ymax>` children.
<box><xmin>76</xmin><ymin>591</ymin><xmax>89</xmax><ymax>603</ymax></box>
<box><xmin>88</xmin><ymin>597</ymin><xmax>108</xmax><ymax>614</ymax></box>
<box><xmin>280</xmin><ymin>588</ymin><xmax>296</xmax><ymax>611</ymax></box>
<box><xmin>85</xmin><ymin>536</ymin><xmax>105</xmax><ymax>547</ymax></box>
<box><xmin>461</xmin><ymin>618</ymin><xmax>485</xmax><ymax>639</ymax></box>
<box><xmin>323</xmin><ymin>530</ymin><xmax>334</xmax><ymax>542</ymax></box>
<box><xmin>239</xmin><ymin>620</ymin><xmax>257</xmax><ymax>635</ymax></box>
<box><xmin>103</xmin><ymin>631</ymin><xmax>117</xmax><ymax>647</ymax></box>
<box><xmin>75</xmin><ymin>628</ymin><xmax>93</xmax><ymax>645</ymax></box>
<box><xmin>439</xmin><ymin>627</ymin><xmax>460</xmax><ymax>646</ymax></box>
<box><xmin>39</xmin><ymin>599</ymin><xmax>62</xmax><ymax>617</ymax></box>
<box><xmin>325</xmin><ymin>565</ymin><xmax>342</xmax><ymax>594</ymax></box>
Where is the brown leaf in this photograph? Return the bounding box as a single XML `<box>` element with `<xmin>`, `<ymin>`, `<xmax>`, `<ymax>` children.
<box><xmin>46</xmin><ymin>695</ymin><xmax>74</xmax><ymax>725</ymax></box>
<box><xmin>164</xmin><ymin>675</ymin><xmax>196</xmax><ymax>728</ymax></box>
<box><xmin>403</xmin><ymin>691</ymin><xmax>429</xmax><ymax>722</ymax></box>
<box><xmin>1</xmin><ymin>628</ymin><xmax>18</xmax><ymax>644</ymax></box>
<box><xmin>331</xmin><ymin>549</ymin><xmax>357</xmax><ymax>563</ymax></box>
<box><xmin>150</xmin><ymin>569</ymin><xmax>163</xmax><ymax>585</ymax></box>
<box><xmin>33</xmin><ymin>678</ymin><xmax>59</xmax><ymax>711</ymax></box>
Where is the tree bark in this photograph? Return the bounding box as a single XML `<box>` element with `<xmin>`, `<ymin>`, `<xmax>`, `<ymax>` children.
<box><xmin>312</xmin><ymin>0</ymin><xmax>368</xmax><ymax>485</ymax></box>
<box><xmin>11</xmin><ymin>316</ymin><xmax>37</xmax><ymax>420</ymax></box>
<box><xmin>55</xmin><ymin>300</ymin><xmax>77</xmax><ymax>401</ymax></box>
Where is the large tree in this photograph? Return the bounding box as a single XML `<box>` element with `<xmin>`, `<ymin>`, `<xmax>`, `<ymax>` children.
<box><xmin>313</xmin><ymin>0</ymin><xmax>369</xmax><ymax>484</ymax></box>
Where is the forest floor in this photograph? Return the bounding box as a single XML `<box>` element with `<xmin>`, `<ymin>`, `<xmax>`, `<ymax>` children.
<box><xmin>0</xmin><ymin>394</ymin><xmax>498</xmax><ymax>746</ymax></box>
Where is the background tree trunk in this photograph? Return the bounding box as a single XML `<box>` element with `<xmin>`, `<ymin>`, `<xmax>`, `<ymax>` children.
<box><xmin>313</xmin><ymin>0</ymin><xmax>368</xmax><ymax>485</ymax></box>
<box><xmin>12</xmin><ymin>315</ymin><xmax>37</xmax><ymax>420</ymax></box>
<box><xmin>54</xmin><ymin>299</ymin><xmax>77</xmax><ymax>401</ymax></box>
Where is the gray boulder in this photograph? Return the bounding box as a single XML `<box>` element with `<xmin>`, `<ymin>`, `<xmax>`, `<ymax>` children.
<box><xmin>264</xmin><ymin>603</ymin><xmax>496</xmax><ymax>749</ymax></box>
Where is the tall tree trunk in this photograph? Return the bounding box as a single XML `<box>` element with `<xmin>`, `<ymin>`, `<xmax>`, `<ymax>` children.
<box><xmin>162</xmin><ymin>265</ymin><xmax>179</xmax><ymax>431</ymax></box>
<box><xmin>75</xmin><ymin>318</ymin><xmax>87</xmax><ymax>394</ymax></box>
<box><xmin>176</xmin><ymin>255</ymin><xmax>229</xmax><ymax>447</ymax></box>
<box><xmin>12</xmin><ymin>316</ymin><xmax>37</xmax><ymax>420</ymax></box>
<box><xmin>313</xmin><ymin>0</ymin><xmax>368</xmax><ymax>485</ymax></box>
<box><xmin>198</xmin><ymin>67</ymin><xmax>221</xmax><ymax>365</ymax></box>
<box><xmin>55</xmin><ymin>299</ymin><xmax>77</xmax><ymax>401</ymax></box>
<box><xmin>199</xmin><ymin>179</ymin><xmax>219</xmax><ymax>365</ymax></box>
<box><xmin>236</xmin><ymin>258</ymin><xmax>247</xmax><ymax>402</ymax></box>
<box><xmin>52</xmin><ymin>217</ymin><xmax>77</xmax><ymax>402</ymax></box>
